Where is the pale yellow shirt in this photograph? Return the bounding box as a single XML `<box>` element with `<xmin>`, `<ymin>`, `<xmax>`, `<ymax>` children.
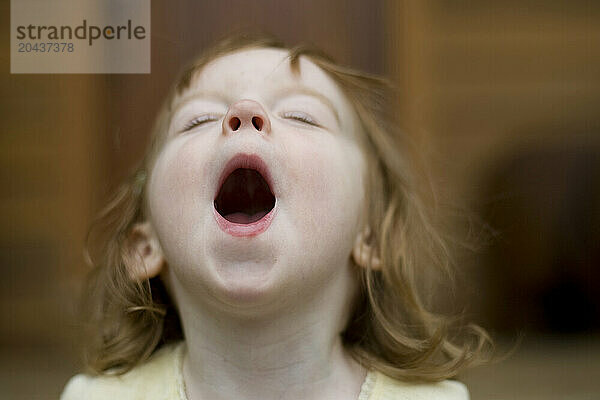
<box><xmin>60</xmin><ymin>341</ymin><xmax>469</xmax><ymax>400</ymax></box>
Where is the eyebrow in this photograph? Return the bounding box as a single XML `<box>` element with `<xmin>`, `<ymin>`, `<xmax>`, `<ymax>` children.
<box><xmin>170</xmin><ymin>90</ymin><xmax>228</xmax><ymax>117</ymax></box>
<box><xmin>275</xmin><ymin>85</ymin><xmax>341</xmax><ymax>126</ymax></box>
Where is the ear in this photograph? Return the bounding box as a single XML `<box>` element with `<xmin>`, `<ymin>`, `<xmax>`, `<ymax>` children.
<box><xmin>352</xmin><ymin>227</ymin><xmax>382</xmax><ymax>270</ymax></box>
<box><xmin>126</xmin><ymin>221</ymin><xmax>165</xmax><ymax>280</ymax></box>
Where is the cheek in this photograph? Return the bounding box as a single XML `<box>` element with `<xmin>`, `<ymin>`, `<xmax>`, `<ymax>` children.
<box><xmin>147</xmin><ymin>137</ymin><xmax>214</xmax><ymax>241</ymax></box>
<box><xmin>284</xmin><ymin>134</ymin><xmax>365</xmax><ymax>240</ymax></box>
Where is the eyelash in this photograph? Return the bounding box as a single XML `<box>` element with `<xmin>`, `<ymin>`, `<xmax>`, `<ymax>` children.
<box><xmin>281</xmin><ymin>111</ymin><xmax>319</xmax><ymax>127</ymax></box>
<box><xmin>181</xmin><ymin>111</ymin><xmax>319</xmax><ymax>132</ymax></box>
<box><xmin>181</xmin><ymin>115</ymin><xmax>220</xmax><ymax>132</ymax></box>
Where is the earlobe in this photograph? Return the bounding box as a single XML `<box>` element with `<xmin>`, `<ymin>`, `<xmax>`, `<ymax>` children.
<box><xmin>352</xmin><ymin>228</ymin><xmax>382</xmax><ymax>270</ymax></box>
<box><xmin>126</xmin><ymin>221</ymin><xmax>165</xmax><ymax>280</ymax></box>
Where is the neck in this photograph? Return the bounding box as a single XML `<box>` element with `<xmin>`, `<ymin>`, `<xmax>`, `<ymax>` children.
<box><xmin>170</xmin><ymin>263</ymin><xmax>367</xmax><ymax>400</ymax></box>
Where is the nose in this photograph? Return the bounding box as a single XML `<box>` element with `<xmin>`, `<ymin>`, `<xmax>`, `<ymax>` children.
<box><xmin>222</xmin><ymin>99</ymin><xmax>271</xmax><ymax>136</ymax></box>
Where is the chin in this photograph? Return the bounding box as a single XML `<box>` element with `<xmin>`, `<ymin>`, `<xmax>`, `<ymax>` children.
<box><xmin>205</xmin><ymin>256</ymin><xmax>285</xmax><ymax>310</ymax></box>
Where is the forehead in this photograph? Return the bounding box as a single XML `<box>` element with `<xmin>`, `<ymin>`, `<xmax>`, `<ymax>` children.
<box><xmin>179</xmin><ymin>48</ymin><xmax>355</xmax><ymax>118</ymax></box>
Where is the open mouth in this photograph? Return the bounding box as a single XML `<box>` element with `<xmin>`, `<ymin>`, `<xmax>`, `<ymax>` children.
<box><xmin>214</xmin><ymin>168</ymin><xmax>276</xmax><ymax>225</ymax></box>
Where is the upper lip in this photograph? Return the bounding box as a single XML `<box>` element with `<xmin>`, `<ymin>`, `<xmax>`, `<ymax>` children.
<box><xmin>214</xmin><ymin>153</ymin><xmax>276</xmax><ymax>201</ymax></box>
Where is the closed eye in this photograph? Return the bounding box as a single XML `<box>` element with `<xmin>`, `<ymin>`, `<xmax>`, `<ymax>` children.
<box><xmin>281</xmin><ymin>111</ymin><xmax>320</xmax><ymax>127</ymax></box>
<box><xmin>181</xmin><ymin>114</ymin><xmax>220</xmax><ymax>132</ymax></box>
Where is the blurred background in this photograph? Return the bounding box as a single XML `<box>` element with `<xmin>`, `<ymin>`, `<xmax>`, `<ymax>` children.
<box><xmin>1</xmin><ymin>0</ymin><xmax>599</xmax><ymax>399</ymax></box>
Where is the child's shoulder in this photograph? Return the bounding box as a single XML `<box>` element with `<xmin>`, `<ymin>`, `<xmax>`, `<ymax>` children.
<box><xmin>367</xmin><ymin>370</ymin><xmax>470</xmax><ymax>400</ymax></box>
<box><xmin>60</xmin><ymin>341</ymin><xmax>186</xmax><ymax>400</ymax></box>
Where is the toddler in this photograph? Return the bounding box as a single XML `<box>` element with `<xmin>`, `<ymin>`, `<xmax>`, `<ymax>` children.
<box><xmin>60</xmin><ymin>34</ymin><xmax>491</xmax><ymax>400</ymax></box>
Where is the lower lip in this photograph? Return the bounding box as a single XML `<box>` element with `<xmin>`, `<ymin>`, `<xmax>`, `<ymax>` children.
<box><xmin>213</xmin><ymin>203</ymin><xmax>277</xmax><ymax>237</ymax></box>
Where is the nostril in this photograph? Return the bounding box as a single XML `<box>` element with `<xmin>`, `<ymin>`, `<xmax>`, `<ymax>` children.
<box><xmin>252</xmin><ymin>116</ymin><xmax>263</xmax><ymax>131</ymax></box>
<box><xmin>229</xmin><ymin>117</ymin><xmax>241</xmax><ymax>131</ymax></box>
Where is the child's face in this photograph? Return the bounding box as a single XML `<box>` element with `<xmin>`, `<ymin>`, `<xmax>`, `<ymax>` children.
<box><xmin>147</xmin><ymin>48</ymin><xmax>366</xmax><ymax>308</ymax></box>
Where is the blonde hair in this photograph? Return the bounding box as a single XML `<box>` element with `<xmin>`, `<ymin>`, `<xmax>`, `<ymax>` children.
<box><xmin>80</xmin><ymin>33</ymin><xmax>494</xmax><ymax>382</ymax></box>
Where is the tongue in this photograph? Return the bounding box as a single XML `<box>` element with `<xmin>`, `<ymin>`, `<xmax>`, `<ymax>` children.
<box><xmin>224</xmin><ymin>211</ymin><xmax>268</xmax><ymax>224</ymax></box>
